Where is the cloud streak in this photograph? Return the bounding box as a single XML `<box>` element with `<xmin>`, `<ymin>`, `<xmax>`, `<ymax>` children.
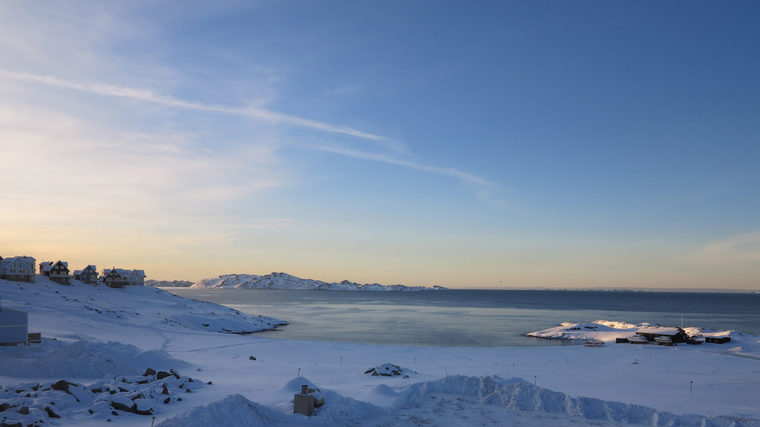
<box><xmin>694</xmin><ymin>231</ymin><xmax>760</xmax><ymax>264</ymax></box>
<box><xmin>313</xmin><ymin>145</ymin><xmax>497</xmax><ymax>189</ymax></box>
<box><xmin>1</xmin><ymin>70</ymin><xmax>396</xmax><ymax>148</ymax></box>
<box><xmin>2</xmin><ymin>70</ymin><xmax>496</xmax><ymax>194</ymax></box>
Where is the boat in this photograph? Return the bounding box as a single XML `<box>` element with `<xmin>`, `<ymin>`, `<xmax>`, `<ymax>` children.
<box><xmin>628</xmin><ymin>335</ymin><xmax>649</xmax><ymax>344</ymax></box>
<box><xmin>655</xmin><ymin>336</ymin><xmax>674</xmax><ymax>346</ymax></box>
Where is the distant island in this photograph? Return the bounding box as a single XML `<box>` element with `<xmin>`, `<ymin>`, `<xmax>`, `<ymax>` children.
<box><xmin>146</xmin><ymin>272</ymin><xmax>446</xmax><ymax>291</ymax></box>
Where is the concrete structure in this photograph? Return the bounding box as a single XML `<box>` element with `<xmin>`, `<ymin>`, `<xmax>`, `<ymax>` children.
<box><xmin>40</xmin><ymin>260</ymin><xmax>71</xmax><ymax>285</ymax></box>
<box><xmin>0</xmin><ymin>256</ymin><xmax>36</xmax><ymax>282</ymax></box>
<box><xmin>74</xmin><ymin>265</ymin><xmax>98</xmax><ymax>284</ymax></box>
<box><xmin>293</xmin><ymin>385</ymin><xmax>324</xmax><ymax>416</ymax></box>
<box><xmin>0</xmin><ymin>306</ymin><xmax>28</xmax><ymax>346</ymax></box>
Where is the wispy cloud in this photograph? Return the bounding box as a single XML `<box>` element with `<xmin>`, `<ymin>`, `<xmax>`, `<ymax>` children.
<box><xmin>1</xmin><ymin>70</ymin><xmax>400</xmax><ymax>149</ymax></box>
<box><xmin>1</xmin><ymin>69</ymin><xmax>496</xmax><ymax>195</ymax></box>
<box><xmin>312</xmin><ymin>145</ymin><xmax>498</xmax><ymax>189</ymax></box>
<box><xmin>693</xmin><ymin>231</ymin><xmax>760</xmax><ymax>264</ymax></box>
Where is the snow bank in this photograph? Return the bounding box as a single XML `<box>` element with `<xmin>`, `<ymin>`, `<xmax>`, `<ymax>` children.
<box><xmin>191</xmin><ymin>272</ymin><xmax>444</xmax><ymax>291</ymax></box>
<box><xmin>159</xmin><ymin>377</ymin><xmax>386</xmax><ymax>427</ymax></box>
<box><xmin>0</xmin><ymin>339</ymin><xmax>185</xmax><ymax>378</ymax></box>
<box><xmin>393</xmin><ymin>376</ymin><xmax>760</xmax><ymax>427</ymax></box>
<box><xmin>158</xmin><ymin>376</ymin><xmax>760</xmax><ymax>426</ymax></box>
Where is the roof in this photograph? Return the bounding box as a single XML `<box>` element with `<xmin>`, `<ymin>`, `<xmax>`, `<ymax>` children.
<box><xmin>636</xmin><ymin>326</ymin><xmax>684</xmax><ymax>336</ymax></box>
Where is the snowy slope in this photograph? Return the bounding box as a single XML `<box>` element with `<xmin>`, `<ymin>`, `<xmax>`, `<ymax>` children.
<box><xmin>0</xmin><ymin>276</ymin><xmax>285</xmax><ymax>340</ymax></box>
<box><xmin>190</xmin><ymin>272</ymin><xmax>445</xmax><ymax>291</ymax></box>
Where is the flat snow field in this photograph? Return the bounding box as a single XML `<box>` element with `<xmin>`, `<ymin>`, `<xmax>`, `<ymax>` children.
<box><xmin>1</xmin><ymin>277</ymin><xmax>759</xmax><ymax>426</ymax></box>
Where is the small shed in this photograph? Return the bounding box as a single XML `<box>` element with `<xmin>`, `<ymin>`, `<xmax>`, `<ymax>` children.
<box><xmin>635</xmin><ymin>326</ymin><xmax>688</xmax><ymax>344</ymax></box>
<box><xmin>0</xmin><ymin>306</ymin><xmax>28</xmax><ymax>346</ymax></box>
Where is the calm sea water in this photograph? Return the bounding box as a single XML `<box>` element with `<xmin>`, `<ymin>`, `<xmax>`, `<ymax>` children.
<box><xmin>166</xmin><ymin>289</ymin><xmax>760</xmax><ymax>347</ymax></box>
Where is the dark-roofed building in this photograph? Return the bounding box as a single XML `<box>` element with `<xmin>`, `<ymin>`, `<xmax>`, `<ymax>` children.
<box><xmin>39</xmin><ymin>260</ymin><xmax>71</xmax><ymax>285</ymax></box>
<box><xmin>635</xmin><ymin>326</ymin><xmax>688</xmax><ymax>344</ymax></box>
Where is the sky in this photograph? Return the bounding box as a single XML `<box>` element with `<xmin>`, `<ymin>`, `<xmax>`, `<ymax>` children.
<box><xmin>1</xmin><ymin>1</ymin><xmax>759</xmax><ymax>289</ymax></box>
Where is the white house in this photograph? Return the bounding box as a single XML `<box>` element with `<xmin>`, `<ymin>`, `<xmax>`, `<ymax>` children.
<box><xmin>0</xmin><ymin>256</ymin><xmax>36</xmax><ymax>282</ymax></box>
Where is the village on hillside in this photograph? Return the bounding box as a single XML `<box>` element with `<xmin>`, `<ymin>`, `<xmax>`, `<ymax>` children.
<box><xmin>0</xmin><ymin>255</ymin><xmax>145</xmax><ymax>288</ymax></box>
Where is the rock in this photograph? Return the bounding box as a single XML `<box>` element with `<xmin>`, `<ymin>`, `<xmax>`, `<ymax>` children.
<box><xmin>51</xmin><ymin>380</ymin><xmax>72</xmax><ymax>392</ymax></box>
<box><xmin>45</xmin><ymin>406</ymin><xmax>61</xmax><ymax>418</ymax></box>
<box><xmin>156</xmin><ymin>371</ymin><xmax>172</xmax><ymax>380</ymax></box>
<box><xmin>0</xmin><ymin>403</ymin><xmax>9</xmax><ymax>412</ymax></box>
<box><xmin>17</xmin><ymin>406</ymin><xmax>29</xmax><ymax>415</ymax></box>
<box><xmin>249</xmin><ymin>356</ymin><xmax>256</xmax><ymax>360</ymax></box>
<box><xmin>143</xmin><ymin>368</ymin><xmax>156</xmax><ymax>377</ymax></box>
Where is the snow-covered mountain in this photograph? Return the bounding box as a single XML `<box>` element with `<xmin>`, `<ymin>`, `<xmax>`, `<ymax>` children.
<box><xmin>189</xmin><ymin>272</ymin><xmax>446</xmax><ymax>291</ymax></box>
<box><xmin>144</xmin><ymin>279</ymin><xmax>194</xmax><ymax>287</ymax></box>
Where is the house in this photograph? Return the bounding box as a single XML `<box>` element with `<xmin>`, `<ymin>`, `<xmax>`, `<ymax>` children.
<box><xmin>39</xmin><ymin>260</ymin><xmax>71</xmax><ymax>285</ymax></box>
<box><xmin>74</xmin><ymin>265</ymin><xmax>98</xmax><ymax>284</ymax></box>
<box><xmin>634</xmin><ymin>326</ymin><xmax>688</xmax><ymax>344</ymax></box>
<box><xmin>0</xmin><ymin>256</ymin><xmax>36</xmax><ymax>282</ymax></box>
<box><xmin>102</xmin><ymin>268</ymin><xmax>129</xmax><ymax>288</ymax></box>
<box><xmin>0</xmin><ymin>304</ymin><xmax>28</xmax><ymax>346</ymax></box>
<box><xmin>102</xmin><ymin>268</ymin><xmax>145</xmax><ymax>288</ymax></box>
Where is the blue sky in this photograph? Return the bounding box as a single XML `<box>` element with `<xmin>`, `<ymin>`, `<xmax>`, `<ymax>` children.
<box><xmin>1</xmin><ymin>1</ymin><xmax>758</xmax><ymax>289</ymax></box>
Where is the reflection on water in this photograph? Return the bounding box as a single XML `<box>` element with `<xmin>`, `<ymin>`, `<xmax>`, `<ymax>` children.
<box><xmin>166</xmin><ymin>289</ymin><xmax>760</xmax><ymax>347</ymax></box>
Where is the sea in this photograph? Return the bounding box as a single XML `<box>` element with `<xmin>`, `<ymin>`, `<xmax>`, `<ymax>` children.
<box><xmin>165</xmin><ymin>289</ymin><xmax>760</xmax><ymax>348</ymax></box>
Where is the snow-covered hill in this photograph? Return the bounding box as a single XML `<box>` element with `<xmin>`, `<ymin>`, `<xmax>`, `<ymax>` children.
<box><xmin>188</xmin><ymin>272</ymin><xmax>446</xmax><ymax>291</ymax></box>
<box><xmin>0</xmin><ymin>276</ymin><xmax>285</xmax><ymax>338</ymax></box>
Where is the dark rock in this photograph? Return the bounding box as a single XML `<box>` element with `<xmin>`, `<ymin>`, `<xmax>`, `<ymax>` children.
<box><xmin>207</xmin><ymin>381</ymin><xmax>212</xmax><ymax>385</ymax></box>
<box><xmin>51</xmin><ymin>380</ymin><xmax>71</xmax><ymax>392</ymax></box>
<box><xmin>135</xmin><ymin>407</ymin><xmax>153</xmax><ymax>416</ymax></box>
<box><xmin>110</xmin><ymin>400</ymin><xmax>135</xmax><ymax>413</ymax></box>
<box><xmin>185</xmin><ymin>388</ymin><xmax>191</xmax><ymax>393</ymax></box>
<box><xmin>249</xmin><ymin>356</ymin><xmax>256</xmax><ymax>360</ymax></box>
<box><xmin>143</xmin><ymin>368</ymin><xmax>156</xmax><ymax>377</ymax></box>
<box><xmin>161</xmin><ymin>384</ymin><xmax>169</xmax><ymax>395</ymax></box>
<box><xmin>0</xmin><ymin>402</ymin><xmax>9</xmax><ymax>412</ymax></box>
<box><xmin>156</xmin><ymin>371</ymin><xmax>171</xmax><ymax>380</ymax></box>
<box><xmin>1</xmin><ymin>421</ymin><xmax>23</xmax><ymax>427</ymax></box>
<box><xmin>46</xmin><ymin>406</ymin><xmax>61</xmax><ymax>418</ymax></box>
<box><xmin>163</xmin><ymin>397</ymin><xmax>170</xmax><ymax>404</ymax></box>
<box><xmin>17</xmin><ymin>406</ymin><xmax>29</xmax><ymax>415</ymax></box>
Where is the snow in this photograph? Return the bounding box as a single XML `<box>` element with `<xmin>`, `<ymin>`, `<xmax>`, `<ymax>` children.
<box><xmin>2</xmin><ymin>276</ymin><xmax>760</xmax><ymax>426</ymax></box>
<box><xmin>187</xmin><ymin>272</ymin><xmax>445</xmax><ymax>291</ymax></box>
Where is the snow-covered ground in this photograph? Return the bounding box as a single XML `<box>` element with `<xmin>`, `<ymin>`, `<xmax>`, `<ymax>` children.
<box><xmin>187</xmin><ymin>272</ymin><xmax>446</xmax><ymax>291</ymax></box>
<box><xmin>2</xmin><ymin>277</ymin><xmax>759</xmax><ymax>426</ymax></box>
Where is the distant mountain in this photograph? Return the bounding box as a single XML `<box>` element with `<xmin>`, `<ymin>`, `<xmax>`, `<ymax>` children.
<box><xmin>185</xmin><ymin>272</ymin><xmax>446</xmax><ymax>291</ymax></box>
<box><xmin>145</xmin><ymin>279</ymin><xmax>194</xmax><ymax>288</ymax></box>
